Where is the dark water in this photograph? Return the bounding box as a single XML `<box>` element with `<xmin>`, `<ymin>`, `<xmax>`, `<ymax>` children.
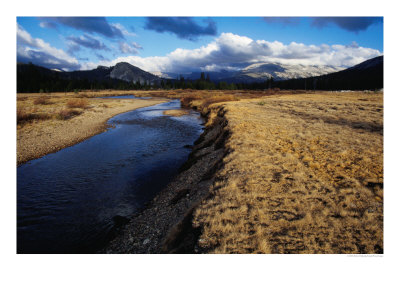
<box><xmin>17</xmin><ymin>99</ymin><xmax>203</xmax><ymax>254</ymax></box>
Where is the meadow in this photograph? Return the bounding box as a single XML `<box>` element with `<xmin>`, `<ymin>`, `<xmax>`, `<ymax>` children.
<box><xmin>179</xmin><ymin>90</ymin><xmax>383</xmax><ymax>253</ymax></box>
<box><xmin>17</xmin><ymin>89</ymin><xmax>383</xmax><ymax>253</ymax></box>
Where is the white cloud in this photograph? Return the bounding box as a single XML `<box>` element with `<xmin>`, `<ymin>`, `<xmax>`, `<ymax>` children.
<box><xmin>131</xmin><ymin>42</ymin><xmax>143</xmax><ymax>50</ymax></box>
<box><xmin>112</xmin><ymin>23</ymin><xmax>137</xmax><ymax>37</ymax></box>
<box><xmin>118</xmin><ymin>42</ymin><xmax>139</xmax><ymax>54</ymax></box>
<box><xmin>83</xmin><ymin>32</ymin><xmax>382</xmax><ymax>74</ymax></box>
<box><xmin>17</xmin><ymin>24</ymin><xmax>79</xmax><ymax>70</ymax></box>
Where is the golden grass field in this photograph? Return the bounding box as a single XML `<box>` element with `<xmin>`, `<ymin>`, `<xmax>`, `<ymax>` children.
<box><xmin>181</xmin><ymin>90</ymin><xmax>383</xmax><ymax>253</ymax></box>
<box><xmin>17</xmin><ymin>89</ymin><xmax>383</xmax><ymax>253</ymax></box>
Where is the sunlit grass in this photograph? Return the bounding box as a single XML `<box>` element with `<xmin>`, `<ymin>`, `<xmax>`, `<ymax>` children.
<box><xmin>184</xmin><ymin>90</ymin><xmax>383</xmax><ymax>254</ymax></box>
<box><xmin>16</xmin><ymin>89</ymin><xmax>383</xmax><ymax>254</ymax></box>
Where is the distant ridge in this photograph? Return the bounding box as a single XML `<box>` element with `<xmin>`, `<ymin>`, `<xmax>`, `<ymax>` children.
<box><xmin>17</xmin><ymin>62</ymin><xmax>163</xmax><ymax>92</ymax></box>
<box><xmin>274</xmin><ymin>55</ymin><xmax>383</xmax><ymax>91</ymax></box>
<box><xmin>110</xmin><ymin>62</ymin><xmax>161</xmax><ymax>84</ymax></box>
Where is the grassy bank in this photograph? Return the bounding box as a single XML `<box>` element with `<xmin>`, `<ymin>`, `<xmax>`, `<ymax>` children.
<box><xmin>171</xmin><ymin>90</ymin><xmax>383</xmax><ymax>253</ymax></box>
<box><xmin>101</xmin><ymin>89</ymin><xmax>383</xmax><ymax>254</ymax></box>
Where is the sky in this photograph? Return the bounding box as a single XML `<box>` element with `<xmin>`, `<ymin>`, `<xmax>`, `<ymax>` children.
<box><xmin>16</xmin><ymin>16</ymin><xmax>383</xmax><ymax>74</ymax></box>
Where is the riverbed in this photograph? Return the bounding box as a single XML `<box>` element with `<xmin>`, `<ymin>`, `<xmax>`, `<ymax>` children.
<box><xmin>17</xmin><ymin>98</ymin><xmax>203</xmax><ymax>253</ymax></box>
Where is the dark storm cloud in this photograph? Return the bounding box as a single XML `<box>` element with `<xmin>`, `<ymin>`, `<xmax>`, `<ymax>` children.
<box><xmin>40</xmin><ymin>17</ymin><xmax>124</xmax><ymax>38</ymax></box>
<box><xmin>144</xmin><ymin>17</ymin><xmax>217</xmax><ymax>41</ymax></box>
<box><xmin>66</xmin><ymin>34</ymin><xmax>110</xmax><ymax>53</ymax></box>
<box><xmin>311</xmin><ymin>17</ymin><xmax>382</xmax><ymax>33</ymax></box>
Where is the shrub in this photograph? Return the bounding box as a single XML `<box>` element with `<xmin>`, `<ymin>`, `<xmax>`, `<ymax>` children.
<box><xmin>33</xmin><ymin>96</ymin><xmax>51</xmax><ymax>105</ymax></box>
<box><xmin>208</xmin><ymin>94</ymin><xmax>238</xmax><ymax>102</ymax></box>
<box><xmin>17</xmin><ymin>108</ymin><xmax>50</xmax><ymax>124</ymax></box>
<box><xmin>57</xmin><ymin>108</ymin><xmax>82</xmax><ymax>120</ymax></box>
<box><xmin>79</xmin><ymin>93</ymin><xmax>92</xmax><ymax>98</ymax></box>
<box><xmin>67</xmin><ymin>99</ymin><xmax>89</xmax><ymax>109</ymax></box>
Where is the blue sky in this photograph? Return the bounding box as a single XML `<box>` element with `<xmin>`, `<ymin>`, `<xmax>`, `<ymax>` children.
<box><xmin>16</xmin><ymin>17</ymin><xmax>383</xmax><ymax>73</ymax></box>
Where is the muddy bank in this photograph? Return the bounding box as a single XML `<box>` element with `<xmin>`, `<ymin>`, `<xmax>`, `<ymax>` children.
<box><xmin>101</xmin><ymin>104</ymin><xmax>228</xmax><ymax>253</ymax></box>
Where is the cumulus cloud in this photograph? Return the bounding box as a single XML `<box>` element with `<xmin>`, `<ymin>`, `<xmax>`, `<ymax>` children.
<box><xmin>144</xmin><ymin>17</ymin><xmax>217</xmax><ymax>41</ymax></box>
<box><xmin>39</xmin><ymin>17</ymin><xmax>124</xmax><ymax>39</ymax></box>
<box><xmin>119</xmin><ymin>42</ymin><xmax>139</xmax><ymax>54</ymax></box>
<box><xmin>311</xmin><ymin>17</ymin><xmax>382</xmax><ymax>33</ymax></box>
<box><xmin>81</xmin><ymin>32</ymin><xmax>382</xmax><ymax>74</ymax></box>
<box><xmin>17</xmin><ymin>24</ymin><xmax>80</xmax><ymax>70</ymax></box>
<box><xmin>66</xmin><ymin>34</ymin><xmax>110</xmax><ymax>53</ymax></box>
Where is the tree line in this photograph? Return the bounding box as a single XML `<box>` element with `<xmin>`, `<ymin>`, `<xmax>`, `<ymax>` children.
<box><xmin>17</xmin><ymin>64</ymin><xmax>383</xmax><ymax>93</ymax></box>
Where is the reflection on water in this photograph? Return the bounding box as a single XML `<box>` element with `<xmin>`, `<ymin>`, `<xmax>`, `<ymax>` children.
<box><xmin>17</xmin><ymin>99</ymin><xmax>203</xmax><ymax>253</ymax></box>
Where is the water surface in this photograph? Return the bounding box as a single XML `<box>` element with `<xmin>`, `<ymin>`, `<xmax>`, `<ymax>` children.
<box><xmin>17</xmin><ymin>98</ymin><xmax>203</xmax><ymax>253</ymax></box>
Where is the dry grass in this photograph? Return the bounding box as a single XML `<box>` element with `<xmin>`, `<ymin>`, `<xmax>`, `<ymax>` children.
<box><xmin>57</xmin><ymin>108</ymin><xmax>82</xmax><ymax>120</ymax></box>
<box><xmin>16</xmin><ymin>90</ymin><xmax>141</xmax><ymax>128</ymax></box>
<box><xmin>17</xmin><ymin>107</ymin><xmax>51</xmax><ymax>124</ymax></box>
<box><xmin>163</xmin><ymin>109</ymin><xmax>190</xmax><ymax>117</ymax></box>
<box><xmin>33</xmin><ymin>96</ymin><xmax>52</xmax><ymax>105</ymax></box>
<box><xmin>17</xmin><ymin>89</ymin><xmax>384</xmax><ymax>254</ymax></box>
<box><xmin>66</xmin><ymin>98</ymin><xmax>89</xmax><ymax>109</ymax></box>
<box><xmin>183</xmin><ymin>91</ymin><xmax>383</xmax><ymax>254</ymax></box>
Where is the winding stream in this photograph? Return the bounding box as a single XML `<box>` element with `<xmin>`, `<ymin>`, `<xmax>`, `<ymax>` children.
<box><xmin>17</xmin><ymin>98</ymin><xmax>203</xmax><ymax>253</ymax></box>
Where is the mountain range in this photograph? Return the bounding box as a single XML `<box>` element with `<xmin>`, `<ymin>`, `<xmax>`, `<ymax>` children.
<box><xmin>159</xmin><ymin>63</ymin><xmax>344</xmax><ymax>83</ymax></box>
<box><xmin>17</xmin><ymin>55</ymin><xmax>383</xmax><ymax>92</ymax></box>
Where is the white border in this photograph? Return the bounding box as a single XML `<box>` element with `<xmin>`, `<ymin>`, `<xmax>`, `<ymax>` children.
<box><xmin>2</xmin><ymin>1</ymin><xmax>399</xmax><ymax>299</ymax></box>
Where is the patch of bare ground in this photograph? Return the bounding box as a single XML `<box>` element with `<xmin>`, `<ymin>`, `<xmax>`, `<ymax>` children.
<box><xmin>17</xmin><ymin>91</ymin><xmax>167</xmax><ymax>165</ymax></box>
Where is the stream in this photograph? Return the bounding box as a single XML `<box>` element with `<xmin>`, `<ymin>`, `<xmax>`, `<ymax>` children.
<box><xmin>17</xmin><ymin>98</ymin><xmax>203</xmax><ymax>253</ymax></box>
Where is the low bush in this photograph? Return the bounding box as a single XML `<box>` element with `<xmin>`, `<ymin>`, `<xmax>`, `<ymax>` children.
<box><xmin>17</xmin><ymin>108</ymin><xmax>50</xmax><ymax>124</ymax></box>
<box><xmin>67</xmin><ymin>98</ymin><xmax>89</xmax><ymax>109</ymax></box>
<box><xmin>33</xmin><ymin>96</ymin><xmax>51</xmax><ymax>105</ymax></box>
<box><xmin>57</xmin><ymin>108</ymin><xmax>82</xmax><ymax>120</ymax></box>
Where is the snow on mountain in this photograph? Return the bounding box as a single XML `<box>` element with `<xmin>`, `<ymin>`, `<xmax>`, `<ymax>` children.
<box><xmin>240</xmin><ymin>63</ymin><xmax>344</xmax><ymax>81</ymax></box>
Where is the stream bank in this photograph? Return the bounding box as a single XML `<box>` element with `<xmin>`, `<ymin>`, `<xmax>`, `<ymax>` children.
<box><xmin>101</xmin><ymin>103</ymin><xmax>229</xmax><ymax>253</ymax></box>
<box><xmin>17</xmin><ymin>95</ymin><xmax>167</xmax><ymax>165</ymax></box>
